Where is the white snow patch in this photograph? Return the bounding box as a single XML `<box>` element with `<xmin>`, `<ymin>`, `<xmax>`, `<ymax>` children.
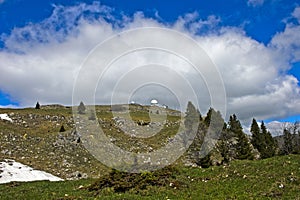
<box><xmin>0</xmin><ymin>159</ymin><xmax>63</xmax><ymax>184</ymax></box>
<box><xmin>0</xmin><ymin>113</ymin><xmax>12</xmax><ymax>122</ymax></box>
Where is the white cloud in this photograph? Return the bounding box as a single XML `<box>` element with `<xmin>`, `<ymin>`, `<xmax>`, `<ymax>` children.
<box><xmin>0</xmin><ymin>3</ymin><xmax>300</xmax><ymax>127</ymax></box>
<box><xmin>292</xmin><ymin>6</ymin><xmax>300</xmax><ymax>23</ymax></box>
<box><xmin>247</xmin><ymin>0</ymin><xmax>265</xmax><ymax>7</ymax></box>
<box><xmin>271</xmin><ymin>7</ymin><xmax>300</xmax><ymax>62</ymax></box>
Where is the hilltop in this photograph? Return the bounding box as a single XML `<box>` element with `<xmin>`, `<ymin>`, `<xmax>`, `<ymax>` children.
<box><xmin>0</xmin><ymin>104</ymin><xmax>300</xmax><ymax>199</ymax></box>
<box><xmin>0</xmin><ymin>104</ymin><xmax>182</xmax><ymax>179</ymax></box>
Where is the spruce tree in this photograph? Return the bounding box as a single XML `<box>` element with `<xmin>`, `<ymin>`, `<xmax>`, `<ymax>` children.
<box><xmin>78</xmin><ymin>101</ymin><xmax>86</xmax><ymax>114</ymax></box>
<box><xmin>260</xmin><ymin>121</ymin><xmax>276</xmax><ymax>158</ymax></box>
<box><xmin>184</xmin><ymin>101</ymin><xmax>200</xmax><ymax>131</ymax></box>
<box><xmin>250</xmin><ymin>118</ymin><xmax>265</xmax><ymax>157</ymax></box>
<box><xmin>228</xmin><ymin>114</ymin><xmax>253</xmax><ymax>160</ymax></box>
<box><xmin>251</xmin><ymin>119</ymin><xmax>276</xmax><ymax>158</ymax></box>
<box><xmin>228</xmin><ymin>114</ymin><xmax>242</xmax><ymax>134</ymax></box>
<box><xmin>293</xmin><ymin>121</ymin><xmax>300</xmax><ymax>153</ymax></box>
<box><xmin>183</xmin><ymin>101</ymin><xmax>200</xmax><ymax>148</ymax></box>
<box><xmin>204</xmin><ymin>107</ymin><xmax>213</xmax><ymax>126</ymax></box>
<box><xmin>218</xmin><ymin>124</ymin><xmax>231</xmax><ymax>163</ymax></box>
<box><xmin>283</xmin><ymin>128</ymin><xmax>293</xmax><ymax>155</ymax></box>
<box><xmin>59</xmin><ymin>125</ymin><xmax>66</xmax><ymax>132</ymax></box>
<box><xmin>35</xmin><ymin>101</ymin><xmax>40</xmax><ymax>109</ymax></box>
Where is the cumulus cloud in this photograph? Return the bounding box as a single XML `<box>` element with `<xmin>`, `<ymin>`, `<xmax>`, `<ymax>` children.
<box><xmin>292</xmin><ymin>6</ymin><xmax>300</xmax><ymax>22</ymax></box>
<box><xmin>271</xmin><ymin>6</ymin><xmax>300</xmax><ymax>62</ymax></box>
<box><xmin>247</xmin><ymin>0</ymin><xmax>264</xmax><ymax>7</ymax></box>
<box><xmin>0</xmin><ymin>2</ymin><xmax>300</xmax><ymax>127</ymax></box>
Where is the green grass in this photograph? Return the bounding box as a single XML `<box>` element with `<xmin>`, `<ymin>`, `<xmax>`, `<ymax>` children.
<box><xmin>1</xmin><ymin>106</ymin><xmax>300</xmax><ymax>199</ymax></box>
<box><xmin>1</xmin><ymin>154</ymin><xmax>300</xmax><ymax>200</ymax></box>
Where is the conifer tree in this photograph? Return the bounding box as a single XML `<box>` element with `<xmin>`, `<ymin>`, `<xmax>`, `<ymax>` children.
<box><xmin>204</xmin><ymin>107</ymin><xmax>213</xmax><ymax>127</ymax></box>
<box><xmin>184</xmin><ymin>101</ymin><xmax>200</xmax><ymax>130</ymax></box>
<box><xmin>251</xmin><ymin>119</ymin><xmax>277</xmax><ymax>158</ymax></box>
<box><xmin>228</xmin><ymin>114</ymin><xmax>242</xmax><ymax>134</ymax></box>
<box><xmin>218</xmin><ymin>123</ymin><xmax>231</xmax><ymax>163</ymax></box>
<box><xmin>283</xmin><ymin>128</ymin><xmax>293</xmax><ymax>155</ymax></box>
<box><xmin>183</xmin><ymin>101</ymin><xmax>200</xmax><ymax>148</ymax></box>
<box><xmin>228</xmin><ymin>114</ymin><xmax>253</xmax><ymax>160</ymax></box>
<box><xmin>250</xmin><ymin>118</ymin><xmax>264</xmax><ymax>156</ymax></box>
<box><xmin>293</xmin><ymin>121</ymin><xmax>300</xmax><ymax>153</ymax></box>
<box><xmin>78</xmin><ymin>101</ymin><xmax>86</xmax><ymax>114</ymax></box>
<box><xmin>59</xmin><ymin>125</ymin><xmax>66</xmax><ymax>132</ymax></box>
<box><xmin>260</xmin><ymin>121</ymin><xmax>276</xmax><ymax>158</ymax></box>
<box><xmin>35</xmin><ymin>101</ymin><xmax>40</xmax><ymax>109</ymax></box>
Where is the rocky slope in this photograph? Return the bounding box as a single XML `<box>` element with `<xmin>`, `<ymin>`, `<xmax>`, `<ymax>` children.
<box><xmin>0</xmin><ymin>104</ymin><xmax>182</xmax><ymax>180</ymax></box>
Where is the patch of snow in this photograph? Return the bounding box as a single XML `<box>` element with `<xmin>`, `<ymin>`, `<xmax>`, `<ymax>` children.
<box><xmin>0</xmin><ymin>159</ymin><xmax>63</xmax><ymax>184</ymax></box>
<box><xmin>0</xmin><ymin>113</ymin><xmax>13</xmax><ymax>122</ymax></box>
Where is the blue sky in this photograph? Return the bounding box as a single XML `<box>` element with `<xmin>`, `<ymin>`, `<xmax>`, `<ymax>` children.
<box><xmin>0</xmin><ymin>0</ymin><xmax>300</xmax><ymax>125</ymax></box>
<box><xmin>0</xmin><ymin>0</ymin><xmax>297</xmax><ymax>44</ymax></box>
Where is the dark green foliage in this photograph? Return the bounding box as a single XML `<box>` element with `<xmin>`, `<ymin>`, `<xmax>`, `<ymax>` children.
<box><xmin>59</xmin><ymin>125</ymin><xmax>66</xmax><ymax>132</ymax></box>
<box><xmin>283</xmin><ymin>128</ymin><xmax>294</xmax><ymax>155</ymax></box>
<box><xmin>290</xmin><ymin>121</ymin><xmax>300</xmax><ymax>154</ymax></box>
<box><xmin>218</xmin><ymin>127</ymin><xmax>232</xmax><ymax>163</ymax></box>
<box><xmin>251</xmin><ymin>119</ymin><xmax>277</xmax><ymax>159</ymax></box>
<box><xmin>188</xmin><ymin>107</ymin><xmax>225</xmax><ymax>167</ymax></box>
<box><xmin>293</xmin><ymin>122</ymin><xmax>300</xmax><ymax>153</ymax></box>
<box><xmin>250</xmin><ymin>118</ymin><xmax>261</xmax><ymax>149</ymax></box>
<box><xmin>228</xmin><ymin>114</ymin><xmax>242</xmax><ymax>134</ymax></box>
<box><xmin>235</xmin><ymin>132</ymin><xmax>253</xmax><ymax>160</ymax></box>
<box><xmin>229</xmin><ymin>114</ymin><xmax>253</xmax><ymax>160</ymax></box>
<box><xmin>205</xmin><ymin>108</ymin><xmax>224</xmax><ymax>140</ymax></box>
<box><xmin>78</xmin><ymin>101</ymin><xmax>86</xmax><ymax>114</ymax></box>
<box><xmin>35</xmin><ymin>101</ymin><xmax>40</xmax><ymax>109</ymax></box>
<box><xmin>184</xmin><ymin>101</ymin><xmax>200</xmax><ymax>131</ymax></box>
<box><xmin>196</xmin><ymin>153</ymin><xmax>211</xmax><ymax>168</ymax></box>
<box><xmin>88</xmin><ymin>166</ymin><xmax>180</xmax><ymax>193</ymax></box>
<box><xmin>183</xmin><ymin>101</ymin><xmax>200</xmax><ymax>148</ymax></box>
<box><xmin>197</xmin><ymin>108</ymin><xmax>203</xmax><ymax>121</ymax></box>
<box><xmin>260</xmin><ymin>121</ymin><xmax>277</xmax><ymax>158</ymax></box>
<box><xmin>204</xmin><ymin>107</ymin><xmax>213</xmax><ymax>126</ymax></box>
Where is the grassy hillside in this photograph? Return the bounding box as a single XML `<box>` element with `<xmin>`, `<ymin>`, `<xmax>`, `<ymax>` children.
<box><xmin>0</xmin><ymin>104</ymin><xmax>181</xmax><ymax>179</ymax></box>
<box><xmin>1</xmin><ymin>105</ymin><xmax>300</xmax><ymax>199</ymax></box>
<box><xmin>0</xmin><ymin>154</ymin><xmax>299</xmax><ymax>199</ymax></box>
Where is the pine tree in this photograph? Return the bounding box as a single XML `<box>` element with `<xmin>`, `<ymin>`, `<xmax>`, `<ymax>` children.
<box><xmin>283</xmin><ymin>128</ymin><xmax>293</xmax><ymax>155</ymax></box>
<box><xmin>251</xmin><ymin>119</ymin><xmax>277</xmax><ymax>158</ymax></box>
<box><xmin>184</xmin><ymin>101</ymin><xmax>199</xmax><ymax>130</ymax></box>
<box><xmin>228</xmin><ymin>114</ymin><xmax>242</xmax><ymax>134</ymax></box>
<box><xmin>59</xmin><ymin>125</ymin><xmax>66</xmax><ymax>132</ymax></box>
<box><xmin>236</xmin><ymin>133</ymin><xmax>253</xmax><ymax>160</ymax></box>
<box><xmin>228</xmin><ymin>114</ymin><xmax>253</xmax><ymax>160</ymax></box>
<box><xmin>218</xmin><ymin>125</ymin><xmax>231</xmax><ymax>163</ymax></box>
<box><xmin>78</xmin><ymin>101</ymin><xmax>86</xmax><ymax>114</ymax></box>
<box><xmin>250</xmin><ymin>118</ymin><xmax>261</xmax><ymax>149</ymax></box>
<box><xmin>204</xmin><ymin>107</ymin><xmax>213</xmax><ymax>126</ymax></box>
<box><xmin>35</xmin><ymin>101</ymin><xmax>40</xmax><ymax>109</ymax></box>
<box><xmin>260</xmin><ymin>121</ymin><xmax>276</xmax><ymax>158</ymax></box>
<box><xmin>183</xmin><ymin>101</ymin><xmax>200</xmax><ymax>148</ymax></box>
<box><xmin>293</xmin><ymin>121</ymin><xmax>300</xmax><ymax>153</ymax></box>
